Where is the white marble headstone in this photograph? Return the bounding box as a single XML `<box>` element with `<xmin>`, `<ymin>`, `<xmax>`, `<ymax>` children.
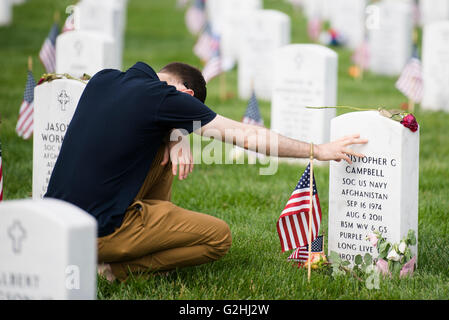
<box><xmin>419</xmin><ymin>0</ymin><xmax>449</xmax><ymax>26</ymax></box>
<box><xmin>56</xmin><ymin>30</ymin><xmax>116</xmax><ymax>78</ymax></box>
<box><xmin>368</xmin><ymin>0</ymin><xmax>413</xmax><ymax>76</ymax></box>
<box><xmin>238</xmin><ymin>9</ymin><xmax>291</xmax><ymax>101</ymax></box>
<box><xmin>77</xmin><ymin>0</ymin><xmax>127</xmax><ymax>69</ymax></box>
<box><xmin>329</xmin><ymin>0</ymin><xmax>367</xmax><ymax>50</ymax></box>
<box><xmin>33</xmin><ymin>79</ymin><xmax>87</xmax><ymax>199</ymax></box>
<box><xmin>0</xmin><ymin>198</ymin><xmax>97</xmax><ymax>300</ymax></box>
<box><xmin>303</xmin><ymin>0</ymin><xmax>331</xmax><ymax>20</ymax></box>
<box><xmin>421</xmin><ymin>21</ymin><xmax>449</xmax><ymax>111</ymax></box>
<box><xmin>271</xmin><ymin>44</ymin><xmax>337</xmax><ymax>148</ymax></box>
<box><xmin>220</xmin><ymin>0</ymin><xmax>262</xmax><ymax>70</ymax></box>
<box><xmin>0</xmin><ymin>0</ymin><xmax>12</xmax><ymax>26</ymax></box>
<box><xmin>328</xmin><ymin>111</ymin><xmax>419</xmax><ymax>263</ymax></box>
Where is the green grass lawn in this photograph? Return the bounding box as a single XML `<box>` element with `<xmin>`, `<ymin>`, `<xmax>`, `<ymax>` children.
<box><xmin>1</xmin><ymin>0</ymin><xmax>448</xmax><ymax>300</ymax></box>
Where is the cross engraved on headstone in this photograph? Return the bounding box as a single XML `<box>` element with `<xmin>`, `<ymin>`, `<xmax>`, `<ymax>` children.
<box><xmin>57</xmin><ymin>90</ymin><xmax>70</xmax><ymax>112</ymax></box>
<box><xmin>8</xmin><ymin>220</ymin><xmax>27</xmax><ymax>254</ymax></box>
<box><xmin>294</xmin><ymin>53</ymin><xmax>303</xmax><ymax>70</ymax></box>
<box><xmin>74</xmin><ymin>40</ymin><xmax>83</xmax><ymax>57</ymax></box>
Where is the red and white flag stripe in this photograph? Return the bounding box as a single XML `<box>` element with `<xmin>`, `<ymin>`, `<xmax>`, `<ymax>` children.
<box><xmin>16</xmin><ymin>101</ymin><xmax>34</xmax><ymax>139</ymax></box>
<box><xmin>277</xmin><ymin>188</ymin><xmax>322</xmax><ymax>252</ymax></box>
<box><xmin>39</xmin><ymin>38</ymin><xmax>56</xmax><ymax>73</ymax></box>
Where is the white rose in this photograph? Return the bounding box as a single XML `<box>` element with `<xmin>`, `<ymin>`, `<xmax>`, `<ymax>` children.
<box><xmin>387</xmin><ymin>248</ymin><xmax>400</xmax><ymax>261</ymax></box>
<box><xmin>398</xmin><ymin>241</ymin><xmax>407</xmax><ymax>254</ymax></box>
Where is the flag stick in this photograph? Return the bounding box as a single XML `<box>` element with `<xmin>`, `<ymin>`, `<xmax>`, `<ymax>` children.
<box><xmin>408</xmin><ymin>98</ymin><xmax>415</xmax><ymax>113</ymax></box>
<box><xmin>27</xmin><ymin>56</ymin><xmax>33</xmax><ymax>72</ymax></box>
<box><xmin>307</xmin><ymin>143</ymin><xmax>314</xmax><ymax>282</ymax></box>
<box><xmin>54</xmin><ymin>10</ymin><xmax>60</xmax><ymax>23</ymax></box>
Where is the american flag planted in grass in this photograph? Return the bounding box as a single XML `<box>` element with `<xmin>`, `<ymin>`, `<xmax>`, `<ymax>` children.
<box><xmin>194</xmin><ymin>23</ymin><xmax>217</xmax><ymax>62</ymax></box>
<box><xmin>202</xmin><ymin>32</ymin><xmax>222</xmax><ymax>83</ymax></box>
<box><xmin>277</xmin><ymin>164</ymin><xmax>322</xmax><ymax>252</ymax></box>
<box><xmin>16</xmin><ymin>70</ymin><xmax>36</xmax><ymax>140</ymax></box>
<box><xmin>39</xmin><ymin>22</ymin><xmax>59</xmax><ymax>73</ymax></box>
<box><xmin>243</xmin><ymin>91</ymin><xmax>264</xmax><ymax>126</ymax></box>
<box><xmin>287</xmin><ymin>235</ymin><xmax>324</xmax><ymax>265</ymax></box>
<box><xmin>395</xmin><ymin>52</ymin><xmax>423</xmax><ymax>103</ymax></box>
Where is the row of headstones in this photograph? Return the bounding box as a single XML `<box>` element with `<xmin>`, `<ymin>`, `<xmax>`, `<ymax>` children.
<box><xmin>1</xmin><ymin>76</ymin><xmax>419</xmax><ymax>298</ymax></box>
<box><xmin>56</xmin><ymin>0</ymin><xmax>127</xmax><ymax>78</ymax></box>
<box><xmin>0</xmin><ymin>0</ymin><xmax>127</xmax><ymax>77</ymax></box>
<box><xmin>301</xmin><ymin>0</ymin><xmax>449</xmax><ymax>28</ymax></box>
<box><xmin>301</xmin><ymin>0</ymin><xmax>416</xmax><ymax>75</ymax></box>
<box><xmin>241</xmin><ymin>3</ymin><xmax>449</xmax><ymax>112</ymax></box>
<box><xmin>301</xmin><ymin>0</ymin><xmax>449</xmax><ymax>86</ymax></box>
<box><xmin>236</xmin><ymin>1</ymin><xmax>413</xmax><ymax>102</ymax></box>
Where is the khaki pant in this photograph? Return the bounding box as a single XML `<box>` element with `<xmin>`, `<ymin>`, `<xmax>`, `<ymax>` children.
<box><xmin>97</xmin><ymin>145</ymin><xmax>232</xmax><ymax>281</ymax></box>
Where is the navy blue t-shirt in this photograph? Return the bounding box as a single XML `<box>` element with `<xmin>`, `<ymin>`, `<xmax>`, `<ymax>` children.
<box><xmin>45</xmin><ymin>62</ymin><xmax>217</xmax><ymax>237</ymax></box>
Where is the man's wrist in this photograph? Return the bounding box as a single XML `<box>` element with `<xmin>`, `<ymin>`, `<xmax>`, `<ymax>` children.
<box><xmin>313</xmin><ymin>144</ymin><xmax>321</xmax><ymax>160</ymax></box>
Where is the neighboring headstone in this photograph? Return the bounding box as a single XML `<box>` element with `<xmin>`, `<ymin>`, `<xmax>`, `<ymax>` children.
<box><xmin>328</xmin><ymin>111</ymin><xmax>419</xmax><ymax>263</ymax></box>
<box><xmin>421</xmin><ymin>21</ymin><xmax>449</xmax><ymax>111</ymax></box>
<box><xmin>329</xmin><ymin>0</ymin><xmax>367</xmax><ymax>50</ymax></box>
<box><xmin>419</xmin><ymin>0</ymin><xmax>449</xmax><ymax>26</ymax></box>
<box><xmin>77</xmin><ymin>0</ymin><xmax>127</xmax><ymax>69</ymax></box>
<box><xmin>56</xmin><ymin>30</ymin><xmax>116</xmax><ymax>78</ymax></box>
<box><xmin>368</xmin><ymin>0</ymin><xmax>413</xmax><ymax>76</ymax></box>
<box><xmin>205</xmin><ymin>0</ymin><xmax>225</xmax><ymax>37</ymax></box>
<box><xmin>303</xmin><ymin>0</ymin><xmax>330</xmax><ymax>20</ymax></box>
<box><xmin>0</xmin><ymin>198</ymin><xmax>97</xmax><ymax>300</ymax></box>
<box><xmin>0</xmin><ymin>0</ymin><xmax>12</xmax><ymax>26</ymax></box>
<box><xmin>220</xmin><ymin>0</ymin><xmax>262</xmax><ymax>70</ymax></box>
<box><xmin>271</xmin><ymin>44</ymin><xmax>337</xmax><ymax>149</ymax></box>
<box><xmin>33</xmin><ymin>78</ymin><xmax>87</xmax><ymax>199</ymax></box>
<box><xmin>238</xmin><ymin>9</ymin><xmax>291</xmax><ymax>101</ymax></box>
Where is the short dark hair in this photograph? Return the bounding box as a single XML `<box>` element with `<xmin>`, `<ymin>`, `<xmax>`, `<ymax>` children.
<box><xmin>159</xmin><ymin>62</ymin><xmax>207</xmax><ymax>103</ymax></box>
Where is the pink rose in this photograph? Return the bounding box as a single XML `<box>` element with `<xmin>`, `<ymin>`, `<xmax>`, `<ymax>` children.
<box><xmin>400</xmin><ymin>256</ymin><xmax>417</xmax><ymax>278</ymax></box>
<box><xmin>367</xmin><ymin>233</ymin><xmax>378</xmax><ymax>247</ymax></box>
<box><xmin>376</xmin><ymin>258</ymin><xmax>390</xmax><ymax>276</ymax></box>
<box><xmin>400</xmin><ymin>114</ymin><xmax>419</xmax><ymax>132</ymax></box>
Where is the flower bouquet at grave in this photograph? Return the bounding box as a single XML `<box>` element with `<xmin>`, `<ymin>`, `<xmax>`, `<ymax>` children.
<box><xmin>368</xmin><ymin>229</ymin><xmax>417</xmax><ymax>278</ymax></box>
<box><xmin>328</xmin><ymin>229</ymin><xmax>417</xmax><ymax>282</ymax></box>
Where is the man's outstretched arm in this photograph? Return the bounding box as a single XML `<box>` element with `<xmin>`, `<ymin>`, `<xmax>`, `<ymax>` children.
<box><xmin>199</xmin><ymin>115</ymin><xmax>368</xmax><ymax>163</ymax></box>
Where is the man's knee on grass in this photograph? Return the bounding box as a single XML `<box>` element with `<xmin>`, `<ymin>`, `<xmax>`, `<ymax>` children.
<box><xmin>207</xmin><ymin>219</ymin><xmax>232</xmax><ymax>260</ymax></box>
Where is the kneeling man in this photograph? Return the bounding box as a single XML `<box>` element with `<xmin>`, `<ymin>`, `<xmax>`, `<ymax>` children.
<box><xmin>45</xmin><ymin>61</ymin><xmax>367</xmax><ymax>281</ymax></box>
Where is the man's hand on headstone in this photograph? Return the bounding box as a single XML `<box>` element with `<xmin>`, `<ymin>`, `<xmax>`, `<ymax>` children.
<box><xmin>315</xmin><ymin>134</ymin><xmax>368</xmax><ymax>163</ymax></box>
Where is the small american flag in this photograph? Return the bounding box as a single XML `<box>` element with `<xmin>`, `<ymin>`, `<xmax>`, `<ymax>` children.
<box><xmin>16</xmin><ymin>71</ymin><xmax>36</xmax><ymax>140</ymax></box>
<box><xmin>287</xmin><ymin>235</ymin><xmax>324</xmax><ymax>265</ymax></box>
<box><xmin>39</xmin><ymin>22</ymin><xmax>59</xmax><ymax>73</ymax></box>
<box><xmin>202</xmin><ymin>33</ymin><xmax>222</xmax><ymax>83</ymax></box>
<box><xmin>243</xmin><ymin>91</ymin><xmax>263</xmax><ymax>126</ymax></box>
<box><xmin>351</xmin><ymin>41</ymin><xmax>370</xmax><ymax>70</ymax></box>
<box><xmin>395</xmin><ymin>50</ymin><xmax>423</xmax><ymax>103</ymax></box>
<box><xmin>277</xmin><ymin>164</ymin><xmax>322</xmax><ymax>252</ymax></box>
<box><xmin>185</xmin><ymin>0</ymin><xmax>206</xmax><ymax>35</ymax></box>
<box><xmin>194</xmin><ymin>23</ymin><xmax>218</xmax><ymax>62</ymax></box>
<box><xmin>0</xmin><ymin>140</ymin><xmax>3</xmax><ymax>201</ymax></box>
